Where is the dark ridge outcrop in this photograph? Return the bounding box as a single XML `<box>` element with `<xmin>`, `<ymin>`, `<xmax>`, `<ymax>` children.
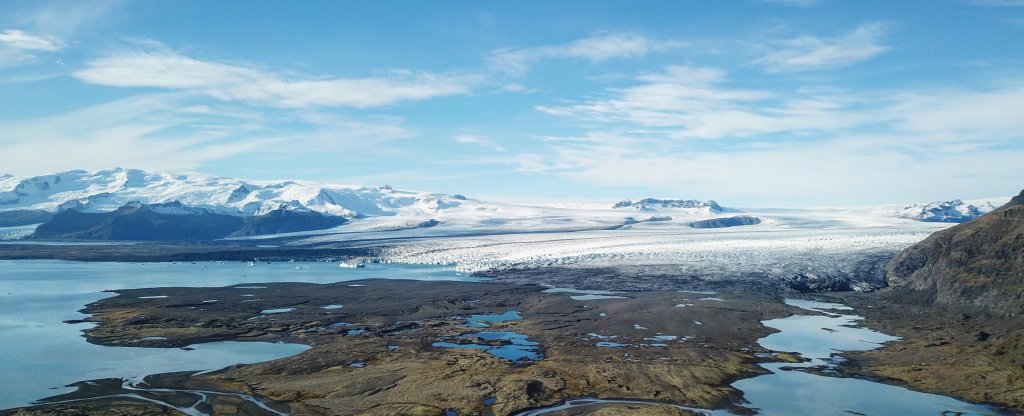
<box><xmin>0</xmin><ymin>209</ymin><xmax>55</xmax><ymax>227</ymax></box>
<box><xmin>228</xmin><ymin>207</ymin><xmax>347</xmax><ymax>237</ymax></box>
<box><xmin>689</xmin><ymin>216</ymin><xmax>761</xmax><ymax>229</ymax></box>
<box><xmin>885</xmin><ymin>189</ymin><xmax>1024</xmax><ymax>316</ymax></box>
<box><xmin>33</xmin><ymin>202</ymin><xmax>244</xmax><ymax>241</ymax></box>
<box><xmin>32</xmin><ymin>209</ymin><xmax>110</xmax><ymax>238</ymax></box>
<box><xmin>31</xmin><ymin>201</ymin><xmax>350</xmax><ymax>241</ymax></box>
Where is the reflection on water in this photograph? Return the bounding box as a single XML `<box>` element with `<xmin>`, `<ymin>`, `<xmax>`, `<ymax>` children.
<box><xmin>729</xmin><ymin>298</ymin><xmax>1000</xmax><ymax>415</ymax></box>
<box><xmin>542</xmin><ymin>288</ymin><xmax>627</xmax><ymax>301</ymax></box>
<box><xmin>0</xmin><ymin>260</ymin><xmax>482</xmax><ymax>410</ymax></box>
<box><xmin>514</xmin><ymin>298</ymin><xmax>1003</xmax><ymax>416</ymax></box>
<box><xmin>466</xmin><ymin>311</ymin><xmax>521</xmax><ymax>328</ymax></box>
<box><xmin>433</xmin><ymin>331</ymin><xmax>543</xmax><ymax>362</ymax></box>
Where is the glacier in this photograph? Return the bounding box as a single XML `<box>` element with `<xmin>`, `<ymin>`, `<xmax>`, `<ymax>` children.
<box><xmin>0</xmin><ymin>168</ymin><xmax>1013</xmax><ymax>291</ymax></box>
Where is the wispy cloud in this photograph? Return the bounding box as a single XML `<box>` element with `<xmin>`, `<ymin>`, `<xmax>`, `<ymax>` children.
<box><xmin>753</xmin><ymin>23</ymin><xmax>891</xmax><ymax>72</ymax></box>
<box><xmin>0</xmin><ymin>29</ymin><xmax>64</xmax><ymax>51</ymax></box>
<box><xmin>0</xmin><ymin>29</ymin><xmax>65</xmax><ymax>67</ymax></box>
<box><xmin>0</xmin><ymin>90</ymin><xmax>417</xmax><ymax>176</ymax></box>
<box><xmin>0</xmin><ymin>94</ymin><xmax>276</xmax><ymax>174</ymax></box>
<box><xmin>532</xmin><ymin>132</ymin><xmax>1022</xmax><ymax>204</ymax></box>
<box><xmin>73</xmin><ymin>43</ymin><xmax>477</xmax><ymax>108</ymax></box>
<box><xmin>537</xmin><ymin>65</ymin><xmax>867</xmax><ymax>139</ymax></box>
<box><xmin>454</xmin><ymin>134</ymin><xmax>505</xmax><ymax>152</ymax></box>
<box><xmin>489</xmin><ymin>33</ymin><xmax>681</xmax><ymax>75</ymax></box>
<box><xmin>532</xmin><ymin>63</ymin><xmax>1024</xmax><ymax>203</ymax></box>
<box><xmin>10</xmin><ymin>0</ymin><xmax>124</xmax><ymax>36</ymax></box>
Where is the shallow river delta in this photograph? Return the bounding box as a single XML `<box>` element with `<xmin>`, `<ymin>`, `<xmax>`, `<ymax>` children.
<box><xmin>0</xmin><ymin>261</ymin><xmax>1007</xmax><ymax>416</ymax></box>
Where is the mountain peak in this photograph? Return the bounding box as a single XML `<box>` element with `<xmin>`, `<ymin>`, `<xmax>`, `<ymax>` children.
<box><xmin>612</xmin><ymin>198</ymin><xmax>726</xmax><ymax>213</ymax></box>
<box><xmin>1005</xmin><ymin>189</ymin><xmax>1024</xmax><ymax>208</ymax></box>
<box><xmin>898</xmin><ymin>199</ymin><xmax>998</xmax><ymax>223</ymax></box>
<box><xmin>0</xmin><ymin>168</ymin><xmax>471</xmax><ymax>221</ymax></box>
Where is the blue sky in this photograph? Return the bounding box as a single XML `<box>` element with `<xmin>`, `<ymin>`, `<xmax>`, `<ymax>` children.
<box><xmin>1</xmin><ymin>0</ymin><xmax>1022</xmax><ymax>206</ymax></box>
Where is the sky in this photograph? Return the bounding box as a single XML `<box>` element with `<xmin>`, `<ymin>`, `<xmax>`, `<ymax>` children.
<box><xmin>1</xmin><ymin>0</ymin><xmax>1022</xmax><ymax>206</ymax></box>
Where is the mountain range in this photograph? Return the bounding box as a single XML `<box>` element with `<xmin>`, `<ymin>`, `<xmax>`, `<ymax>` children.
<box><xmin>896</xmin><ymin>199</ymin><xmax>1000</xmax><ymax>223</ymax></box>
<box><xmin>0</xmin><ymin>168</ymin><xmax>1010</xmax><ymax>241</ymax></box>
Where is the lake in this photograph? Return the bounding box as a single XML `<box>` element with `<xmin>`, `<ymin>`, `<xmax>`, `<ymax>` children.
<box><xmin>0</xmin><ymin>260</ymin><xmax>481</xmax><ymax>410</ymax></box>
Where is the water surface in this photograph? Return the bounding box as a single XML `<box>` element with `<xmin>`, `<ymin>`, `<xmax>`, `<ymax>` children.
<box><xmin>0</xmin><ymin>260</ymin><xmax>481</xmax><ymax>409</ymax></box>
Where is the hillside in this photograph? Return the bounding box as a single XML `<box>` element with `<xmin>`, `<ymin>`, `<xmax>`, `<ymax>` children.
<box><xmin>886</xmin><ymin>189</ymin><xmax>1024</xmax><ymax>315</ymax></box>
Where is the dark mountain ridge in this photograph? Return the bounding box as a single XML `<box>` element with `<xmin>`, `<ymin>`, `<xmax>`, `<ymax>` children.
<box><xmin>30</xmin><ymin>201</ymin><xmax>347</xmax><ymax>242</ymax></box>
<box><xmin>885</xmin><ymin>189</ymin><xmax>1024</xmax><ymax>316</ymax></box>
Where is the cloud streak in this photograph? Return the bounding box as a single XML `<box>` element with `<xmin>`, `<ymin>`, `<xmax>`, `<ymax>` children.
<box><xmin>0</xmin><ymin>91</ymin><xmax>417</xmax><ymax>176</ymax></box>
<box><xmin>753</xmin><ymin>23</ymin><xmax>890</xmax><ymax>72</ymax></box>
<box><xmin>73</xmin><ymin>44</ymin><xmax>477</xmax><ymax>108</ymax></box>
<box><xmin>454</xmin><ymin>134</ymin><xmax>505</xmax><ymax>152</ymax></box>
<box><xmin>0</xmin><ymin>29</ymin><xmax>64</xmax><ymax>51</ymax></box>
<box><xmin>537</xmin><ymin>65</ymin><xmax>869</xmax><ymax>139</ymax></box>
<box><xmin>532</xmin><ymin>64</ymin><xmax>1024</xmax><ymax>204</ymax></box>
<box><xmin>0</xmin><ymin>29</ymin><xmax>65</xmax><ymax>67</ymax></box>
<box><xmin>489</xmin><ymin>33</ymin><xmax>681</xmax><ymax>75</ymax></box>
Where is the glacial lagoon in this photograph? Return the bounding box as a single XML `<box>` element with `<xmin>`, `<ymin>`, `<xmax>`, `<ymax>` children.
<box><xmin>0</xmin><ymin>260</ymin><xmax>483</xmax><ymax>409</ymax></box>
<box><xmin>0</xmin><ymin>260</ymin><xmax>1005</xmax><ymax>415</ymax></box>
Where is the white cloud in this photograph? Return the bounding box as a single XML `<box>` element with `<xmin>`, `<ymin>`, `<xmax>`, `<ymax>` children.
<box><xmin>10</xmin><ymin>0</ymin><xmax>124</xmax><ymax>36</ymax></box>
<box><xmin>454</xmin><ymin>134</ymin><xmax>505</xmax><ymax>152</ymax></box>
<box><xmin>537</xmin><ymin>65</ymin><xmax>867</xmax><ymax>139</ymax></box>
<box><xmin>0</xmin><ymin>29</ymin><xmax>65</xmax><ymax>67</ymax></box>
<box><xmin>501</xmin><ymin>83</ymin><xmax>526</xmax><ymax>92</ymax></box>
<box><xmin>511</xmin><ymin>153</ymin><xmax>549</xmax><ymax>172</ymax></box>
<box><xmin>0</xmin><ymin>94</ymin><xmax>272</xmax><ymax>174</ymax></box>
<box><xmin>0</xmin><ymin>29</ymin><xmax>64</xmax><ymax>51</ymax></box>
<box><xmin>489</xmin><ymin>33</ymin><xmax>681</xmax><ymax>75</ymax></box>
<box><xmin>0</xmin><ymin>91</ymin><xmax>416</xmax><ymax>176</ymax></box>
<box><xmin>753</xmin><ymin>23</ymin><xmax>890</xmax><ymax>72</ymax></box>
<box><xmin>531</xmin><ymin>64</ymin><xmax>1024</xmax><ymax>204</ymax></box>
<box><xmin>73</xmin><ymin>45</ymin><xmax>477</xmax><ymax>108</ymax></box>
<box><xmin>540</xmin><ymin>133</ymin><xmax>1023</xmax><ymax>204</ymax></box>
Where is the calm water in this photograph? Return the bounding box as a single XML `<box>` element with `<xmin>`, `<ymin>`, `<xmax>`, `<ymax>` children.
<box><xmin>517</xmin><ymin>298</ymin><xmax>1002</xmax><ymax>416</ymax></box>
<box><xmin>0</xmin><ymin>260</ymin><xmax>483</xmax><ymax>410</ymax></box>
<box><xmin>730</xmin><ymin>299</ymin><xmax>1000</xmax><ymax>415</ymax></box>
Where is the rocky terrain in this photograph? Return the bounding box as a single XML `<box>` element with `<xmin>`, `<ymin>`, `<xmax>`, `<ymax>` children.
<box><xmin>886</xmin><ymin>189</ymin><xmax>1024</xmax><ymax>316</ymax></box>
<box><xmin>839</xmin><ymin>295</ymin><xmax>1024</xmax><ymax>412</ymax></box>
<box><xmin>5</xmin><ymin>280</ymin><xmax>798</xmax><ymax>416</ymax></box>
<box><xmin>688</xmin><ymin>216</ymin><xmax>760</xmax><ymax>229</ymax></box>
<box><xmin>833</xmin><ymin>188</ymin><xmax>1024</xmax><ymax>412</ymax></box>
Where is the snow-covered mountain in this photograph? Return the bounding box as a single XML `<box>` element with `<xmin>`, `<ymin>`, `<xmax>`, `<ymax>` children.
<box><xmin>0</xmin><ymin>168</ymin><xmax>468</xmax><ymax>218</ymax></box>
<box><xmin>897</xmin><ymin>199</ymin><xmax>1000</xmax><ymax>223</ymax></box>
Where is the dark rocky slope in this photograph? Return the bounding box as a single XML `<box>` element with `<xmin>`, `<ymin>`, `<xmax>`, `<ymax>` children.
<box><xmin>29</xmin><ymin>202</ymin><xmax>349</xmax><ymax>242</ymax></box>
<box><xmin>228</xmin><ymin>206</ymin><xmax>347</xmax><ymax>237</ymax></box>
<box><xmin>689</xmin><ymin>215</ymin><xmax>761</xmax><ymax>229</ymax></box>
<box><xmin>33</xmin><ymin>202</ymin><xmax>245</xmax><ymax>241</ymax></box>
<box><xmin>0</xmin><ymin>209</ymin><xmax>54</xmax><ymax>227</ymax></box>
<box><xmin>886</xmin><ymin>189</ymin><xmax>1024</xmax><ymax>316</ymax></box>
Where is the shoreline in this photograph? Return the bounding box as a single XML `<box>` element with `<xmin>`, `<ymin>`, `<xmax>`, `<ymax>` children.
<box><xmin>2</xmin><ymin>263</ymin><xmax>1020</xmax><ymax>415</ymax></box>
<box><xmin>4</xmin><ymin>277</ymin><xmax>795</xmax><ymax>415</ymax></box>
